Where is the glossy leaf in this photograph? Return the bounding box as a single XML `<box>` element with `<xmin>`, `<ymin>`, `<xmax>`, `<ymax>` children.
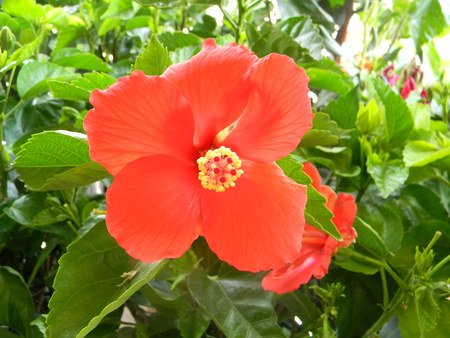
<box><xmin>51</xmin><ymin>49</ymin><xmax>113</xmax><ymax>72</ymax></box>
<box><xmin>46</xmin><ymin>221</ymin><xmax>166</xmax><ymax>338</ymax></box>
<box><xmin>132</xmin><ymin>35</ymin><xmax>172</xmax><ymax>75</ymax></box>
<box><xmin>187</xmin><ymin>268</ymin><xmax>286</xmax><ymax>338</ymax></box>
<box><xmin>353</xmin><ymin>217</ymin><xmax>393</xmax><ymax>259</ymax></box>
<box><xmin>17</xmin><ymin>61</ymin><xmax>77</xmax><ymax>99</ymax></box>
<box><xmin>277</xmin><ymin>155</ymin><xmax>342</xmax><ymax>240</ymax></box>
<box><xmin>403</xmin><ymin>140</ymin><xmax>450</xmax><ymax>168</ymax></box>
<box><xmin>14</xmin><ymin>131</ymin><xmax>110</xmax><ymax>191</ymax></box>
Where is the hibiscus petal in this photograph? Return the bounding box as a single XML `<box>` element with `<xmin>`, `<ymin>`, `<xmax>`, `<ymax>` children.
<box><xmin>84</xmin><ymin>71</ymin><xmax>196</xmax><ymax>175</ymax></box>
<box><xmin>200</xmin><ymin>161</ymin><xmax>307</xmax><ymax>272</ymax></box>
<box><xmin>220</xmin><ymin>53</ymin><xmax>313</xmax><ymax>162</ymax></box>
<box><xmin>163</xmin><ymin>39</ymin><xmax>258</xmax><ymax>150</ymax></box>
<box><xmin>262</xmin><ymin>253</ymin><xmax>321</xmax><ymax>294</ymax></box>
<box><xmin>106</xmin><ymin>155</ymin><xmax>202</xmax><ymax>262</ymax></box>
<box><xmin>302</xmin><ymin>162</ymin><xmax>337</xmax><ymax>209</ymax></box>
<box><xmin>333</xmin><ymin>193</ymin><xmax>358</xmax><ymax>246</ymax></box>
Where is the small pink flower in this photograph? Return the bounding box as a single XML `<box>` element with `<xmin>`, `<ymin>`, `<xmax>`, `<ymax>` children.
<box><xmin>383</xmin><ymin>65</ymin><xmax>399</xmax><ymax>87</ymax></box>
<box><xmin>401</xmin><ymin>76</ymin><xmax>416</xmax><ymax>99</ymax></box>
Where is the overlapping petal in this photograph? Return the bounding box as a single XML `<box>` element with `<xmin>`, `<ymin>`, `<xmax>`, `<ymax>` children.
<box><xmin>85</xmin><ymin>71</ymin><xmax>196</xmax><ymax>175</ymax></box>
<box><xmin>200</xmin><ymin>161</ymin><xmax>307</xmax><ymax>272</ymax></box>
<box><xmin>106</xmin><ymin>155</ymin><xmax>202</xmax><ymax>262</ymax></box>
<box><xmin>220</xmin><ymin>53</ymin><xmax>313</xmax><ymax>162</ymax></box>
<box><xmin>163</xmin><ymin>39</ymin><xmax>258</xmax><ymax>150</ymax></box>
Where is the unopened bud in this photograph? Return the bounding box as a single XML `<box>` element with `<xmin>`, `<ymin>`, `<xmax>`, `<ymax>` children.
<box><xmin>0</xmin><ymin>26</ymin><xmax>16</xmax><ymax>54</ymax></box>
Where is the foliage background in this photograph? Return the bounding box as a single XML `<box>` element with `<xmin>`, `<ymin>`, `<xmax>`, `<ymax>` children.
<box><xmin>0</xmin><ymin>0</ymin><xmax>449</xmax><ymax>337</ymax></box>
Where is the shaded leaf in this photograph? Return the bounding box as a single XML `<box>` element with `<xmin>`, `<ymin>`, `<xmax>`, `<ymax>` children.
<box><xmin>324</xmin><ymin>87</ymin><xmax>358</xmax><ymax>129</ymax></box>
<box><xmin>52</xmin><ymin>49</ymin><xmax>113</xmax><ymax>72</ymax></box>
<box><xmin>353</xmin><ymin>217</ymin><xmax>393</xmax><ymax>259</ymax></box>
<box><xmin>187</xmin><ymin>268</ymin><xmax>286</xmax><ymax>338</ymax></box>
<box><xmin>46</xmin><ymin>221</ymin><xmax>166</xmax><ymax>338</ymax></box>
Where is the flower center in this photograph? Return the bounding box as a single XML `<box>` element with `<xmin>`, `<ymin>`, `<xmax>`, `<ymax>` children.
<box><xmin>197</xmin><ymin>146</ymin><xmax>243</xmax><ymax>192</ymax></box>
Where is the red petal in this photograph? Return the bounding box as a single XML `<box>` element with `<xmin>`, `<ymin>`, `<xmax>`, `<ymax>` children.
<box><xmin>84</xmin><ymin>71</ymin><xmax>196</xmax><ymax>175</ymax></box>
<box><xmin>163</xmin><ymin>39</ymin><xmax>258</xmax><ymax>150</ymax></box>
<box><xmin>220</xmin><ymin>54</ymin><xmax>313</xmax><ymax>162</ymax></box>
<box><xmin>262</xmin><ymin>253</ymin><xmax>321</xmax><ymax>294</ymax></box>
<box><xmin>302</xmin><ymin>162</ymin><xmax>337</xmax><ymax>209</ymax></box>
<box><xmin>106</xmin><ymin>155</ymin><xmax>201</xmax><ymax>262</ymax></box>
<box><xmin>200</xmin><ymin>161</ymin><xmax>307</xmax><ymax>272</ymax></box>
<box><xmin>332</xmin><ymin>193</ymin><xmax>358</xmax><ymax>246</ymax></box>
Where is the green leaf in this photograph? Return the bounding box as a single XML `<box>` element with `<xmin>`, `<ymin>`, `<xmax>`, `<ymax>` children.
<box><xmin>46</xmin><ymin>221</ymin><xmax>166</xmax><ymax>338</ymax></box>
<box><xmin>5</xmin><ymin>33</ymin><xmax>43</xmax><ymax>66</ymax></box>
<box><xmin>101</xmin><ymin>0</ymin><xmax>136</xmax><ymax>20</ymax></box>
<box><xmin>14</xmin><ymin>131</ymin><xmax>110</xmax><ymax>191</ymax></box>
<box><xmin>0</xmin><ymin>266</ymin><xmax>41</xmax><ymax>337</ymax></box>
<box><xmin>366</xmin><ymin>153</ymin><xmax>409</xmax><ymax>198</ymax></box>
<box><xmin>277</xmin><ymin>155</ymin><xmax>342</xmax><ymax>240</ymax></box>
<box><xmin>353</xmin><ymin>217</ymin><xmax>393</xmax><ymax>259</ymax></box>
<box><xmin>403</xmin><ymin>140</ymin><xmax>450</xmax><ymax>167</ymax></box>
<box><xmin>299</xmin><ymin>58</ymin><xmax>353</xmax><ymax>95</ymax></box>
<box><xmin>334</xmin><ymin>252</ymin><xmax>380</xmax><ymax>275</ymax></box>
<box><xmin>178</xmin><ymin>305</ymin><xmax>211</xmax><ymax>338</ymax></box>
<box><xmin>277</xmin><ymin>15</ymin><xmax>324</xmax><ymax>60</ymax></box>
<box><xmin>52</xmin><ymin>49</ymin><xmax>113</xmax><ymax>72</ymax></box>
<box><xmin>132</xmin><ymin>35</ymin><xmax>172</xmax><ymax>75</ymax></box>
<box><xmin>157</xmin><ymin>31</ymin><xmax>201</xmax><ymax>51</ymax></box>
<box><xmin>398</xmin><ymin>292</ymin><xmax>450</xmax><ymax>338</ymax></box>
<box><xmin>368</xmin><ymin>77</ymin><xmax>413</xmax><ymax>147</ymax></box>
<box><xmin>187</xmin><ymin>268</ymin><xmax>286</xmax><ymax>338</ymax></box>
<box><xmin>49</xmin><ymin>72</ymin><xmax>116</xmax><ymax>102</ymax></box>
<box><xmin>246</xmin><ymin>23</ymin><xmax>312</xmax><ymax>62</ymax></box>
<box><xmin>17</xmin><ymin>61</ymin><xmax>77</xmax><ymax>99</ymax></box>
<box><xmin>324</xmin><ymin>87</ymin><xmax>358</xmax><ymax>129</ymax></box>
<box><xmin>4</xmin><ymin>193</ymin><xmax>68</xmax><ymax>226</ymax></box>
<box><xmin>132</xmin><ymin>0</ymin><xmax>179</xmax><ymax>8</ymax></box>
<box><xmin>300</xmin><ymin>111</ymin><xmax>341</xmax><ymax>148</ymax></box>
<box><xmin>409</xmin><ymin>0</ymin><xmax>447</xmax><ymax>52</ymax></box>
<box><xmin>356</xmin><ymin>99</ymin><xmax>383</xmax><ymax>135</ymax></box>
<box><xmin>1</xmin><ymin>0</ymin><xmax>44</xmax><ymax>22</ymax></box>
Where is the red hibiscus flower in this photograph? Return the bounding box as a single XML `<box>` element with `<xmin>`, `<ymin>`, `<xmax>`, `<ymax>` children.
<box><xmin>84</xmin><ymin>39</ymin><xmax>313</xmax><ymax>272</ymax></box>
<box><xmin>401</xmin><ymin>76</ymin><xmax>416</xmax><ymax>99</ymax></box>
<box><xmin>262</xmin><ymin>162</ymin><xmax>357</xmax><ymax>293</ymax></box>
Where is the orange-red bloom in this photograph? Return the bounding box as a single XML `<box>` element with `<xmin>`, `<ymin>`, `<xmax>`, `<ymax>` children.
<box><xmin>262</xmin><ymin>162</ymin><xmax>357</xmax><ymax>293</ymax></box>
<box><xmin>84</xmin><ymin>39</ymin><xmax>313</xmax><ymax>272</ymax></box>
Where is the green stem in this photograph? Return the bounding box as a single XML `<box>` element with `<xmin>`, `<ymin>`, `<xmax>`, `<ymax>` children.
<box><xmin>4</xmin><ymin>99</ymin><xmax>24</xmax><ymax>121</ymax></box>
<box><xmin>436</xmin><ymin>174</ymin><xmax>450</xmax><ymax>188</ymax></box>
<box><xmin>219</xmin><ymin>5</ymin><xmax>238</xmax><ymax>34</ymax></box>
<box><xmin>426</xmin><ymin>253</ymin><xmax>450</xmax><ymax>278</ymax></box>
<box><xmin>383</xmin><ymin>263</ymin><xmax>409</xmax><ymax>290</ymax></box>
<box><xmin>424</xmin><ymin>231</ymin><xmax>442</xmax><ymax>254</ymax></box>
<box><xmin>380</xmin><ymin>267</ymin><xmax>389</xmax><ymax>310</ymax></box>
<box><xmin>27</xmin><ymin>240</ymin><xmax>57</xmax><ymax>286</ymax></box>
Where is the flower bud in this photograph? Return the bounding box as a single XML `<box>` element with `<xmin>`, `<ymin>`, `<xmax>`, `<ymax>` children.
<box><xmin>0</xmin><ymin>26</ymin><xmax>16</xmax><ymax>54</ymax></box>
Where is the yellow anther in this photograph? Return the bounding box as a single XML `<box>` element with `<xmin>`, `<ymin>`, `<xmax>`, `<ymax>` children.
<box><xmin>196</xmin><ymin>146</ymin><xmax>243</xmax><ymax>192</ymax></box>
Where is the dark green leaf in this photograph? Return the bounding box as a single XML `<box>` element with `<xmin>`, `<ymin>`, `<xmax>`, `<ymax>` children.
<box><xmin>277</xmin><ymin>15</ymin><xmax>324</xmax><ymax>60</ymax></box>
<box><xmin>46</xmin><ymin>221</ymin><xmax>166</xmax><ymax>338</ymax></box>
<box><xmin>0</xmin><ymin>266</ymin><xmax>41</xmax><ymax>337</ymax></box>
<box><xmin>178</xmin><ymin>305</ymin><xmax>210</xmax><ymax>338</ymax></box>
<box><xmin>277</xmin><ymin>155</ymin><xmax>342</xmax><ymax>240</ymax></box>
<box><xmin>353</xmin><ymin>217</ymin><xmax>393</xmax><ymax>259</ymax></box>
<box><xmin>14</xmin><ymin>131</ymin><xmax>110</xmax><ymax>191</ymax></box>
<box><xmin>52</xmin><ymin>49</ymin><xmax>113</xmax><ymax>72</ymax></box>
<box><xmin>132</xmin><ymin>35</ymin><xmax>172</xmax><ymax>75</ymax></box>
<box><xmin>366</xmin><ymin>153</ymin><xmax>409</xmax><ymax>198</ymax></box>
<box><xmin>17</xmin><ymin>61</ymin><xmax>77</xmax><ymax>99</ymax></box>
<box><xmin>334</xmin><ymin>252</ymin><xmax>380</xmax><ymax>275</ymax></box>
<box><xmin>4</xmin><ymin>193</ymin><xmax>68</xmax><ymax>226</ymax></box>
<box><xmin>187</xmin><ymin>268</ymin><xmax>286</xmax><ymax>338</ymax></box>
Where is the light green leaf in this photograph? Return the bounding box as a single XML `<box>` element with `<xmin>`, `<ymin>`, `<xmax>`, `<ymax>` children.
<box><xmin>52</xmin><ymin>49</ymin><xmax>113</xmax><ymax>72</ymax></box>
<box><xmin>415</xmin><ymin>287</ymin><xmax>441</xmax><ymax>336</ymax></box>
<box><xmin>101</xmin><ymin>0</ymin><xmax>137</xmax><ymax>20</ymax></box>
<box><xmin>13</xmin><ymin>131</ymin><xmax>110</xmax><ymax>191</ymax></box>
<box><xmin>132</xmin><ymin>35</ymin><xmax>172</xmax><ymax>75</ymax></box>
<box><xmin>409</xmin><ymin>0</ymin><xmax>447</xmax><ymax>52</ymax></box>
<box><xmin>157</xmin><ymin>31</ymin><xmax>201</xmax><ymax>51</ymax></box>
<box><xmin>5</xmin><ymin>33</ymin><xmax>43</xmax><ymax>65</ymax></box>
<box><xmin>299</xmin><ymin>112</ymin><xmax>341</xmax><ymax>147</ymax></box>
<box><xmin>366</xmin><ymin>153</ymin><xmax>409</xmax><ymax>198</ymax></box>
<box><xmin>299</xmin><ymin>58</ymin><xmax>353</xmax><ymax>95</ymax></box>
<box><xmin>403</xmin><ymin>140</ymin><xmax>450</xmax><ymax>167</ymax></box>
<box><xmin>132</xmin><ymin>0</ymin><xmax>180</xmax><ymax>8</ymax></box>
<box><xmin>356</xmin><ymin>99</ymin><xmax>383</xmax><ymax>135</ymax></box>
<box><xmin>277</xmin><ymin>15</ymin><xmax>324</xmax><ymax>60</ymax></box>
<box><xmin>187</xmin><ymin>268</ymin><xmax>286</xmax><ymax>338</ymax></box>
<box><xmin>46</xmin><ymin>221</ymin><xmax>166</xmax><ymax>338</ymax></box>
<box><xmin>17</xmin><ymin>62</ymin><xmax>77</xmax><ymax>99</ymax></box>
<box><xmin>0</xmin><ymin>266</ymin><xmax>41</xmax><ymax>337</ymax></box>
<box><xmin>324</xmin><ymin>87</ymin><xmax>358</xmax><ymax>129</ymax></box>
<box><xmin>368</xmin><ymin>77</ymin><xmax>413</xmax><ymax>147</ymax></box>
<box><xmin>277</xmin><ymin>155</ymin><xmax>342</xmax><ymax>240</ymax></box>
<box><xmin>1</xmin><ymin>0</ymin><xmax>44</xmax><ymax>22</ymax></box>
